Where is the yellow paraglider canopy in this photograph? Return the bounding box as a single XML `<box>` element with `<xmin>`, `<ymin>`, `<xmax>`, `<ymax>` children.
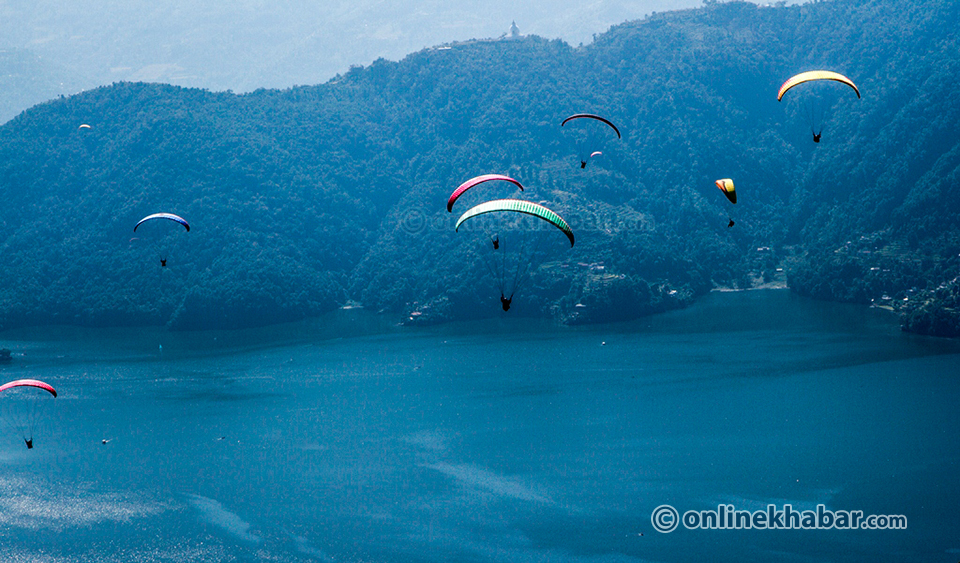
<box><xmin>715</xmin><ymin>179</ymin><xmax>736</xmax><ymax>204</ymax></box>
<box><xmin>778</xmin><ymin>71</ymin><xmax>860</xmax><ymax>101</ymax></box>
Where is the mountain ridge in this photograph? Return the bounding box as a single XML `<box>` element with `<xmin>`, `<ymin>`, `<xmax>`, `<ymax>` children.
<box><xmin>2</xmin><ymin>0</ymin><xmax>958</xmax><ymax>335</ymax></box>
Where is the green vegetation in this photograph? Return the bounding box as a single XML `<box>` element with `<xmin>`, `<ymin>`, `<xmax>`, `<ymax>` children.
<box><xmin>1</xmin><ymin>0</ymin><xmax>958</xmax><ymax>335</ymax></box>
<box><xmin>900</xmin><ymin>277</ymin><xmax>960</xmax><ymax>337</ymax></box>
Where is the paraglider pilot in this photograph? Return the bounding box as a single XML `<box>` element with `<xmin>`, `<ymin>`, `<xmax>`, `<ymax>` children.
<box><xmin>492</xmin><ymin>236</ymin><xmax>500</xmax><ymax>250</ymax></box>
<box><xmin>500</xmin><ymin>294</ymin><xmax>512</xmax><ymax>311</ymax></box>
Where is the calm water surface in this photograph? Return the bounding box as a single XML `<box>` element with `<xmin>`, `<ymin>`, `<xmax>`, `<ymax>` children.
<box><xmin>1</xmin><ymin>290</ymin><xmax>958</xmax><ymax>562</ymax></box>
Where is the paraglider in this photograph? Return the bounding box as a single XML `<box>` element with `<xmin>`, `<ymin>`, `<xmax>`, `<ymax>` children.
<box><xmin>561</xmin><ymin>114</ymin><xmax>621</xmax><ymax>168</ymax></box>
<box><xmin>455</xmin><ymin>199</ymin><xmax>575</xmax><ymax>311</ymax></box>
<box><xmin>134</xmin><ymin>213</ymin><xmax>190</xmax><ymax>267</ymax></box>
<box><xmin>0</xmin><ymin>379</ymin><xmax>57</xmax><ymax>449</ymax></box>
<box><xmin>715</xmin><ymin>179</ymin><xmax>736</xmax><ymax>227</ymax></box>
<box><xmin>778</xmin><ymin>71</ymin><xmax>860</xmax><ymax>143</ymax></box>
<box><xmin>78</xmin><ymin>124</ymin><xmax>91</xmax><ymax>130</ymax></box>
<box><xmin>715</xmin><ymin>179</ymin><xmax>736</xmax><ymax>204</ymax></box>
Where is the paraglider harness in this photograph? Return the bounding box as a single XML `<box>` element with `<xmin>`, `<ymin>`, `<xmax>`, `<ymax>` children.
<box><xmin>500</xmin><ymin>294</ymin><xmax>513</xmax><ymax>311</ymax></box>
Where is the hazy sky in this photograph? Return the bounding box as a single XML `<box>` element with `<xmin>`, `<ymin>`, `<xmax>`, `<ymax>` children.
<box><xmin>1</xmin><ymin>0</ymin><xmax>706</xmax><ymax>92</ymax></box>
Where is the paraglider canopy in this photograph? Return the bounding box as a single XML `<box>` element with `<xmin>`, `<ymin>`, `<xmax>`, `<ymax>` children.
<box><xmin>78</xmin><ymin>124</ymin><xmax>91</xmax><ymax>130</ymax></box>
<box><xmin>134</xmin><ymin>213</ymin><xmax>190</xmax><ymax>232</ymax></box>
<box><xmin>715</xmin><ymin>179</ymin><xmax>736</xmax><ymax>204</ymax></box>
<box><xmin>777</xmin><ymin>71</ymin><xmax>860</xmax><ymax>101</ymax></box>
<box><xmin>1</xmin><ymin>379</ymin><xmax>57</xmax><ymax>449</ymax></box>
<box><xmin>778</xmin><ymin>71</ymin><xmax>860</xmax><ymax>144</ymax></box>
<box><xmin>561</xmin><ymin>114</ymin><xmax>621</xmax><ymax>139</ymax></box>
<box><xmin>562</xmin><ymin>114</ymin><xmax>620</xmax><ymax>169</ymax></box>
<box><xmin>0</xmin><ymin>379</ymin><xmax>57</xmax><ymax>398</ymax></box>
<box><xmin>455</xmin><ymin>199</ymin><xmax>575</xmax><ymax>247</ymax></box>
<box><xmin>447</xmin><ymin>175</ymin><xmax>524</xmax><ymax>212</ymax></box>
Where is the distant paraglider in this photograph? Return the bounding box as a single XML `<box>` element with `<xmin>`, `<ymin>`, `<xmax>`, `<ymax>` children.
<box><xmin>584</xmin><ymin>151</ymin><xmax>604</xmax><ymax>168</ymax></box>
<box><xmin>715</xmin><ymin>179</ymin><xmax>736</xmax><ymax>204</ymax></box>
<box><xmin>134</xmin><ymin>213</ymin><xmax>190</xmax><ymax>267</ymax></box>
<box><xmin>561</xmin><ymin>114</ymin><xmax>621</xmax><ymax>168</ymax></box>
<box><xmin>778</xmin><ymin>70</ymin><xmax>860</xmax><ymax>143</ymax></box>
<box><xmin>715</xmin><ymin>179</ymin><xmax>737</xmax><ymax>227</ymax></box>
<box><xmin>0</xmin><ymin>379</ymin><xmax>57</xmax><ymax>449</ymax></box>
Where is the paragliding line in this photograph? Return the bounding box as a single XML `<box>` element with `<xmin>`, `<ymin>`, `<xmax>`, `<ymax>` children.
<box><xmin>508</xmin><ymin>224</ymin><xmax>549</xmax><ymax>299</ymax></box>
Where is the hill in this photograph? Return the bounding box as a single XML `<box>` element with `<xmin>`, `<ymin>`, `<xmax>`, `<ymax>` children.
<box><xmin>1</xmin><ymin>0</ymin><xmax>958</xmax><ymax>334</ymax></box>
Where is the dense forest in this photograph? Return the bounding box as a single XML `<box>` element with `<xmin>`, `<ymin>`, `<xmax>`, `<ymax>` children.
<box><xmin>1</xmin><ymin>0</ymin><xmax>958</xmax><ymax>335</ymax></box>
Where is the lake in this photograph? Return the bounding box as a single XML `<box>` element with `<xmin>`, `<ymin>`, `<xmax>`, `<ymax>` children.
<box><xmin>1</xmin><ymin>289</ymin><xmax>959</xmax><ymax>562</ymax></box>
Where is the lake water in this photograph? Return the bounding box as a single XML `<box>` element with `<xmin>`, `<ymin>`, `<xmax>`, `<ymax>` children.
<box><xmin>1</xmin><ymin>289</ymin><xmax>958</xmax><ymax>562</ymax></box>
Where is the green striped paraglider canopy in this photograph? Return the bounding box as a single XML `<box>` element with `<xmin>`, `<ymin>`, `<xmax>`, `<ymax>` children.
<box><xmin>454</xmin><ymin>199</ymin><xmax>574</xmax><ymax>247</ymax></box>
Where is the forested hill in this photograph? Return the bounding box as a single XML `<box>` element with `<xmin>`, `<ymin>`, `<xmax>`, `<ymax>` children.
<box><xmin>1</xmin><ymin>0</ymin><xmax>958</xmax><ymax>334</ymax></box>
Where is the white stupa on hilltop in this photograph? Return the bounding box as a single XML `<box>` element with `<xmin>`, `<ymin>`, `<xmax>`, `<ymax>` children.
<box><xmin>509</xmin><ymin>21</ymin><xmax>520</xmax><ymax>38</ymax></box>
